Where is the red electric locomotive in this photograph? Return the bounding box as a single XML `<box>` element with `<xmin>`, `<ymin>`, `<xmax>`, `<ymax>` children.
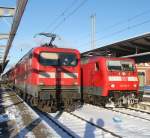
<box><xmin>6</xmin><ymin>34</ymin><xmax>81</xmax><ymax>112</ymax></box>
<box><xmin>81</xmin><ymin>56</ymin><xmax>139</xmax><ymax>107</ymax></box>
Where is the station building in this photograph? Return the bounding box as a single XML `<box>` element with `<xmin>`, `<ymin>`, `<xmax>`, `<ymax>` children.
<box><xmin>137</xmin><ymin>63</ymin><xmax>150</xmax><ymax>87</ymax></box>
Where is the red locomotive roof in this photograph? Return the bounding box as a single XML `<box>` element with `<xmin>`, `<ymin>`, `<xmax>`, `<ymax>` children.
<box><xmin>33</xmin><ymin>46</ymin><xmax>80</xmax><ymax>54</ymax></box>
<box><xmin>88</xmin><ymin>56</ymin><xmax>135</xmax><ymax>63</ymax></box>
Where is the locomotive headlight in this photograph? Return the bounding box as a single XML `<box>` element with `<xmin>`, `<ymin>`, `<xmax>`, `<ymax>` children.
<box><xmin>133</xmin><ymin>84</ymin><xmax>137</xmax><ymax>88</ymax></box>
<box><xmin>110</xmin><ymin>84</ymin><xmax>115</xmax><ymax>88</ymax></box>
<box><xmin>39</xmin><ymin>82</ymin><xmax>44</xmax><ymax>85</ymax></box>
<box><xmin>74</xmin><ymin>82</ymin><xmax>78</xmax><ymax>85</ymax></box>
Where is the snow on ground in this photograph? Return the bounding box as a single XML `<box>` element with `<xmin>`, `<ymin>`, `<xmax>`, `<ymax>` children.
<box><xmin>113</xmin><ymin>108</ymin><xmax>150</xmax><ymax>120</ymax></box>
<box><xmin>72</xmin><ymin>104</ymin><xmax>150</xmax><ymax>138</ymax></box>
<box><xmin>2</xmin><ymin>92</ymin><xmax>36</xmax><ymax>138</ymax></box>
<box><xmin>50</xmin><ymin>111</ymin><xmax>115</xmax><ymax>138</ymax></box>
<box><xmin>2</xmin><ymin>87</ymin><xmax>150</xmax><ymax>138</ymax></box>
<box><xmin>1</xmin><ymin>89</ymin><xmax>68</xmax><ymax>138</ymax></box>
<box><xmin>141</xmin><ymin>101</ymin><xmax>150</xmax><ymax>105</ymax></box>
<box><xmin>143</xmin><ymin>95</ymin><xmax>150</xmax><ymax>98</ymax></box>
<box><xmin>16</xmin><ymin>94</ymin><xmax>71</xmax><ymax>138</ymax></box>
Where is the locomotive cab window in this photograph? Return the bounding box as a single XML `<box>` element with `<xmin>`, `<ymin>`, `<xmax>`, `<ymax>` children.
<box><xmin>121</xmin><ymin>61</ymin><xmax>135</xmax><ymax>71</ymax></box>
<box><xmin>39</xmin><ymin>52</ymin><xmax>77</xmax><ymax>66</ymax></box>
<box><xmin>107</xmin><ymin>60</ymin><xmax>135</xmax><ymax>71</ymax></box>
<box><xmin>40</xmin><ymin>52</ymin><xmax>59</xmax><ymax>66</ymax></box>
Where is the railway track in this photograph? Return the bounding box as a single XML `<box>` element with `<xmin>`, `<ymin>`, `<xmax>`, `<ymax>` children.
<box><xmin>127</xmin><ymin>106</ymin><xmax>150</xmax><ymax>115</ymax></box>
<box><xmin>68</xmin><ymin>112</ymin><xmax>121</xmax><ymax>138</ymax></box>
<box><xmin>6</xmin><ymin>86</ymin><xmax>150</xmax><ymax>137</ymax></box>
<box><xmin>106</xmin><ymin>108</ymin><xmax>150</xmax><ymax>121</ymax></box>
<box><xmin>83</xmin><ymin>101</ymin><xmax>150</xmax><ymax>122</ymax></box>
<box><xmin>13</xmin><ymin>92</ymin><xmax>150</xmax><ymax>138</ymax></box>
<box><xmin>130</xmin><ymin>101</ymin><xmax>150</xmax><ymax>111</ymax></box>
<box><xmin>88</xmin><ymin>101</ymin><xmax>150</xmax><ymax>122</ymax></box>
<box><xmin>15</xmin><ymin>91</ymin><xmax>119</xmax><ymax>138</ymax></box>
<box><xmin>34</xmin><ymin>109</ymin><xmax>75</xmax><ymax>138</ymax></box>
<box><xmin>15</xmin><ymin>94</ymin><xmax>73</xmax><ymax>138</ymax></box>
<box><xmin>34</xmin><ymin>109</ymin><xmax>120</xmax><ymax>138</ymax></box>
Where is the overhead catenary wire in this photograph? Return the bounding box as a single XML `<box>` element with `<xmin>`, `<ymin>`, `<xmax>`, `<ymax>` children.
<box><xmin>96</xmin><ymin>18</ymin><xmax>150</xmax><ymax>46</ymax></box>
<box><xmin>100</xmin><ymin>8</ymin><xmax>150</xmax><ymax>33</ymax></box>
<box><xmin>51</xmin><ymin>0</ymin><xmax>88</xmax><ymax>32</ymax></box>
<box><xmin>78</xmin><ymin>8</ymin><xmax>150</xmax><ymax>47</ymax></box>
<box><xmin>79</xmin><ymin>18</ymin><xmax>150</xmax><ymax>48</ymax></box>
<box><xmin>43</xmin><ymin>0</ymin><xmax>78</xmax><ymax>32</ymax></box>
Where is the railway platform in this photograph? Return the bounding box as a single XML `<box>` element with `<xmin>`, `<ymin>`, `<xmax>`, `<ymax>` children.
<box><xmin>0</xmin><ymin>86</ymin><xmax>61</xmax><ymax>138</ymax></box>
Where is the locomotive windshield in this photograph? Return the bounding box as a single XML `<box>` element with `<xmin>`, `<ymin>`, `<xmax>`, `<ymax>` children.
<box><xmin>107</xmin><ymin>60</ymin><xmax>135</xmax><ymax>71</ymax></box>
<box><xmin>39</xmin><ymin>52</ymin><xmax>77</xmax><ymax>66</ymax></box>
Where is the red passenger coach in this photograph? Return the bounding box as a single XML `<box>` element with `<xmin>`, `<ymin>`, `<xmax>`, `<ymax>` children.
<box><xmin>81</xmin><ymin>56</ymin><xmax>139</xmax><ymax>107</ymax></box>
<box><xmin>10</xmin><ymin>45</ymin><xmax>81</xmax><ymax>111</ymax></box>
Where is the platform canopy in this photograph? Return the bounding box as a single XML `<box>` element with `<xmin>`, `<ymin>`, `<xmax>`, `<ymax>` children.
<box><xmin>0</xmin><ymin>6</ymin><xmax>15</xmax><ymax>17</ymax></box>
<box><xmin>81</xmin><ymin>33</ymin><xmax>150</xmax><ymax>63</ymax></box>
<box><xmin>0</xmin><ymin>0</ymin><xmax>28</xmax><ymax>74</ymax></box>
<box><xmin>0</xmin><ymin>34</ymin><xmax>9</xmax><ymax>40</ymax></box>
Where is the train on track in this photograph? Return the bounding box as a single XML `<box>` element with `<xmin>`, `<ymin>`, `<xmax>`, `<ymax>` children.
<box><xmin>2</xmin><ymin>33</ymin><xmax>141</xmax><ymax>111</ymax></box>
<box><xmin>81</xmin><ymin>56</ymin><xmax>140</xmax><ymax>107</ymax></box>
<box><xmin>2</xmin><ymin>34</ymin><xmax>81</xmax><ymax>112</ymax></box>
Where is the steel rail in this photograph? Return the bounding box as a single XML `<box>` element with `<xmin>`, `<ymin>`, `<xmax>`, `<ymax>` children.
<box><xmin>126</xmin><ymin>107</ymin><xmax>150</xmax><ymax>115</ymax></box>
<box><xmin>69</xmin><ymin>112</ymin><xmax>122</xmax><ymax>138</ymax></box>
<box><xmin>14</xmin><ymin>90</ymin><xmax>75</xmax><ymax>138</ymax></box>
<box><xmin>105</xmin><ymin>107</ymin><xmax>150</xmax><ymax>122</ymax></box>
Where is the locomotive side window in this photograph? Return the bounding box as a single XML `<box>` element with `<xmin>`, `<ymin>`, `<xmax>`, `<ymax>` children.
<box><xmin>95</xmin><ymin>62</ymin><xmax>99</xmax><ymax>71</ymax></box>
<box><xmin>39</xmin><ymin>52</ymin><xmax>77</xmax><ymax>66</ymax></box>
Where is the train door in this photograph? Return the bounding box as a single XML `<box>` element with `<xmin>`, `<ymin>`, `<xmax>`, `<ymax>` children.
<box><xmin>86</xmin><ymin>63</ymin><xmax>94</xmax><ymax>94</ymax></box>
<box><xmin>90</xmin><ymin>62</ymin><xmax>101</xmax><ymax>95</ymax></box>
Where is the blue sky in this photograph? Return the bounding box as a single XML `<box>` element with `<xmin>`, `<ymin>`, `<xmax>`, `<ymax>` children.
<box><xmin>1</xmin><ymin>0</ymin><xmax>150</xmax><ymax>71</ymax></box>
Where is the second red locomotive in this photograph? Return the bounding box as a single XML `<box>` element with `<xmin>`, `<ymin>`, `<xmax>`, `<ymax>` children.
<box><xmin>81</xmin><ymin>56</ymin><xmax>139</xmax><ymax>107</ymax></box>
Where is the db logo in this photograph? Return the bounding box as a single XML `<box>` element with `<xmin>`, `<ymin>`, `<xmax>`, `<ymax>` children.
<box><xmin>122</xmin><ymin>77</ymin><xmax>127</xmax><ymax>81</ymax></box>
